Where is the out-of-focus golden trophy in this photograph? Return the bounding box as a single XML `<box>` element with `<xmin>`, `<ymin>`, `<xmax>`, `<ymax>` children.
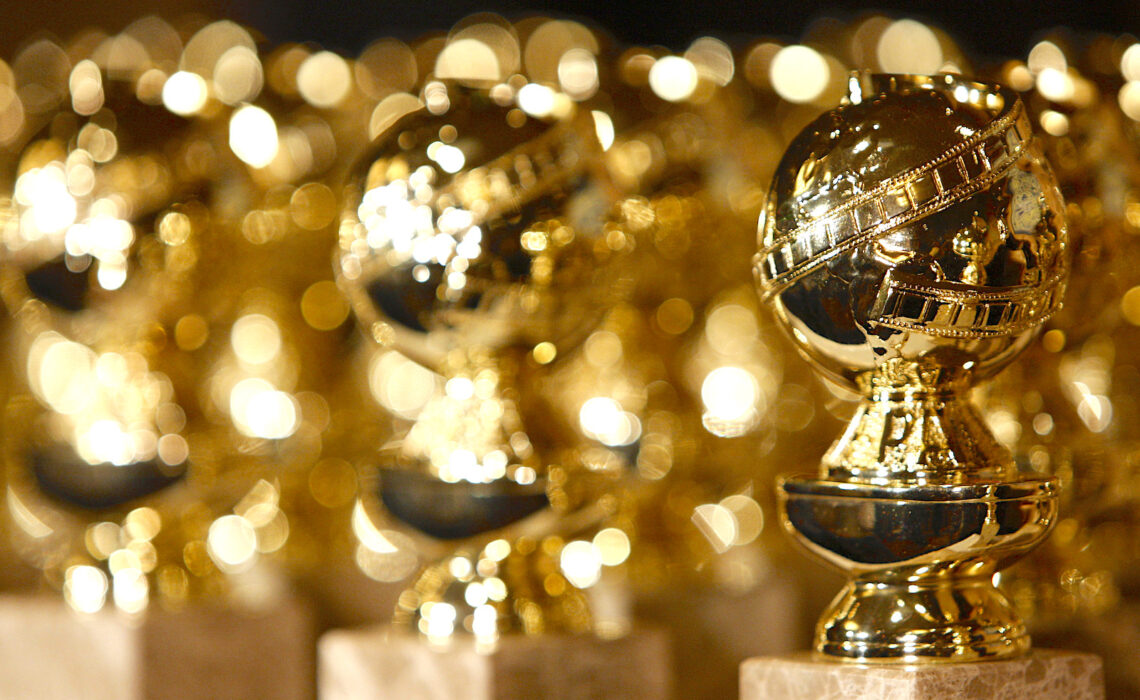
<box><xmin>321</xmin><ymin>33</ymin><xmax>679</xmax><ymax>696</ymax></box>
<box><xmin>755</xmin><ymin>73</ymin><xmax>1069</xmax><ymax>662</ymax></box>
<box><xmin>335</xmin><ymin>74</ymin><xmax>627</xmax><ymax>640</ymax></box>
<box><xmin>0</xmin><ymin>21</ymin><xmax>348</xmax><ymax>698</ymax></box>
<box><xmin>0</xmin><ymin>40</ymin><xmax>212</xmax><ymax>608</ymax></box>
<box><xmin>981</xmin><ymin>42</ymin><xmax>1140</xmax><ymax>698</ymax></box>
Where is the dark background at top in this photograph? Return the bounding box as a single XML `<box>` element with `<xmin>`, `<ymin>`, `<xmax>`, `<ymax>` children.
<box><xmin>235</xmin><ymin>0</ymin><xmax>1140</xmax><ymax>57</ymax></box>
<box><xmin>1</xmin><ymin>1</ymin><xmax>1138</xmax><ymax>60</ymax></box>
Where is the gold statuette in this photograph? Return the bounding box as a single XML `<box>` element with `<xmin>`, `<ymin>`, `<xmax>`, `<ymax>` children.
<box><xmin>755</xmin><ymin>73</ymin><xmax>1070</xmax><ymax>662</ymax></box>
<box><xmin>337</xmin><ymin>72</ymin><xmax>626</xmax><ymax>639</ymax></box>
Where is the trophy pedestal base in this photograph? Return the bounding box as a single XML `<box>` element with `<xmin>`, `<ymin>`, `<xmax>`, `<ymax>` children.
<box><xmin>635</xmin><ymin>572</ymin><xmax>804</xmax><ymax>700</ymax></box>
<box><xmin>141</xmin><ymin>594</ymin><xmax>316</xmax><ymax>699</ymax></box>
<box><xmin>319</xmin><ymin>626</ymin><xmax>671</xmax><ymax>700</ymax></box>
<box><xmin>0</xmin><ymin>593</ymin><xmax>315</xmax><ymax>700</ymax></box>
<box><xmin>0</xmin><ymin>596</ymin><xmax>138</xmax><ymax>700</ymax></box>
<box><xmin>740</xmin><ymin>650</ymin><xmax>1104</xmax><ymax>699</ymax></box>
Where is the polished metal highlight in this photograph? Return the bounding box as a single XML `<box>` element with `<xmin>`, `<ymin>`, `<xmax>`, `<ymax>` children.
<box><xmin>756</xmin><ymin>73</ymin><xmax>1070</xmax><ymax>662</ymax></box>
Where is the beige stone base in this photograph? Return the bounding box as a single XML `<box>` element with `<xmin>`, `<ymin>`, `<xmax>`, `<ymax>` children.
<box><xmin>319</xmin><ymin>627</ymin><xmax>671</xmax><ymax>700</ymax></box>
<box><xmin>140</xmin><ymin>595</ymin><xmax>315</xmax><ymax>699</ymax></box>
<box><xmin>635</xmin><ymin>574</ymin><xmax>803</xmax><ymax>700</ymax></box>
<box><xmin>0</xmin><ymin>594</ymin><xmax>315</xmax><ymax>700</ymax></box>
<box><xmin>0</xmin><ymin>597</ymin><xmax>138</xmax><ymax>700</ymax></box>
<box><xmin>740</xmin><ymin>649</ymin><xmax>1104</xmax><ymax>700</ymax></box>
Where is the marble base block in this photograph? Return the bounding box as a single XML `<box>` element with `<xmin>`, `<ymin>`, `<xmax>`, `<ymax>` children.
<box><xmin>740</xmin><ymin>650</ymin><xmax>1104</xmax><ymax>700</ymax></box>
<box><xmin>0</xmin><ymin>593</ymin><xmax>315</xmax><ymax>700</ymax></box>
<box><xmin>319</xmin><ymin>627</ymin><xmax>671</xmax><ymax>700</ymax></box>
<box><xmin>635</xmin><ymin>568</ymin><xmax>804</xmax><ymax>700</ymax></box>
<box><xmin>141</xmin><ymin>595</ymin><xmax>315</xmax><ymax>700</ymax></box>
<box><xmin>0</xmin><ymin>597</ymin><xmax>138</xmax><ymax>700</ymax></box>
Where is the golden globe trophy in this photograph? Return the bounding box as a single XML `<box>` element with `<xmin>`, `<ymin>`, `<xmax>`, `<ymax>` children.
<box><xmin>741</xmin><ymin>73</ymin><xmax>1103</xmax><ymax>698</ymax></box>
<box><xmin>336</xmin><ymin>80</ymin><xmax>616</xmax><ymax>627</ymax></box>
<box><xmin>0</xmin><ymin>21</ymin><xmax>331</xmax><ymax>699</ymax></box>
<box><xmin>322</xmin><ymin>70</ymin><xmax>670</xmax><ymax>698</ymax></box>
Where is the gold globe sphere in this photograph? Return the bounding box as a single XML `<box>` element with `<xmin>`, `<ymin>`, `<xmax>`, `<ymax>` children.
<box><xmin>757</xmin><ymin>73</ymin><xmax>1068</xmax><ymax>390</ymax></box>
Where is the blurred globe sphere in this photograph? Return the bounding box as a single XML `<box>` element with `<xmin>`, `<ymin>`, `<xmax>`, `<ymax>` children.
<box><xmin>337</xmin><ymin>83</ymin><xmax>616</xmax><ymax>370</ymax></box>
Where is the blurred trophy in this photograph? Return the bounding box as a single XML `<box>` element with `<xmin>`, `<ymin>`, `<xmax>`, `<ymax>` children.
<box><xmin>981</xmin><ymin>40</ymin><xmax>1140</xmax><ymax>697</ymax></box>
<box><xmin>321</xmin><ymin>30</ymin><xmax>683</xmax><ymax>692</ymax></box>
<box><xmin>335</xmin><ymin>72</ymin><xmax>632</xmax><ymax>641</ymax></box>
<box><xmin>0</xmin><ymin>32</ymin><xmax>214</xmax><ymax>609</ymax></box>
<box><xmin>755</xmin><ymin>73</ymin><xmax>1069</xmax><ymax>662</ymax></box>
<box><xmin>0</xmin><ymin>13</ymin><xmax>360</xmax><ymax>610</ymax></box>
<box><xmin>0</xmin><ymin>20</ymin><xmax>346</xmax><ymax>699</ymax></box>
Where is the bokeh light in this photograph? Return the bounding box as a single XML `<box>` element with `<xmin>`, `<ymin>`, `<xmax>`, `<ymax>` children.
<box><xmin>229</xmin><ymin>105</ymin><xmax>279</xmax><ymax>168</ymax></box>
<box><xmin>769</xmin><ymin>45</ymin><xmax>828</xmax><ymax>103</ymax></box>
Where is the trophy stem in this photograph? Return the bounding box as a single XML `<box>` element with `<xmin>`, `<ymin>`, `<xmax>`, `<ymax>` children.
<box><xmin>392</xmin><ymin>348</ymin><xmax>541</xmax><ymax>488</ymax></box>
<box><xmin>824</xmin><ymin>365</ymin><xmax>1016</xmax><ymax>486</ymax></box>
<box><xmin>816</xmin><ymin>575</ymin><xmax>1029</xmax><ymax>662</ymax></box>
<box><xmin>393</xmin><ymin>537</ymin><xmax>592</xmax><ymax>640</ymax></box>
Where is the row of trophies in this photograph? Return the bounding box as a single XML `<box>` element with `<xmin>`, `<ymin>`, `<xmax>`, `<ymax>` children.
<box><xmin>0</xmin><ymin>10</ymin><xmax>1138</xmax><ymax>697</ymax></box>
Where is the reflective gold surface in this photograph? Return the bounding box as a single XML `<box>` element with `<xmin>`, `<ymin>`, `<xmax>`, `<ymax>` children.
<box><xmin>336</xmin><ymin>40</ymin><xmax>630</xmax><ymax>634</ymax></box>
<box><xmin>757</xmin><ymin>73</ymin><xmax>1070</xmax><ymax>662</ymax></box>
<box><xmin>0</xmin><ymin>44</ymin><xmax>223</xmax><ymax>609</ymax></box>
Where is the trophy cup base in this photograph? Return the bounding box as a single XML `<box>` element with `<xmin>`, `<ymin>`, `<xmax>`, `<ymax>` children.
<box><xmin>740</xmin><ymin>649</ymin><xmax>1104</xmax><ymax>700</ymax></box>
<box><xmin>779</xmin><ymin>476</ymin><xmax>1058</xmax><ymax>663</ymax></box>
<box><xmin>319</xmin><ymin>625</ymin><xmax>671</xmax><ymax>700</ymax></box>
<box><xmin>391</xmin><ymin>539</ymin><xmax>597</xmax><ymax>636</ymax></box>
<box><xmin>816</xmin><ymin>577</ymin><xmax>1027</xmax><ymax>663</ymax></box>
